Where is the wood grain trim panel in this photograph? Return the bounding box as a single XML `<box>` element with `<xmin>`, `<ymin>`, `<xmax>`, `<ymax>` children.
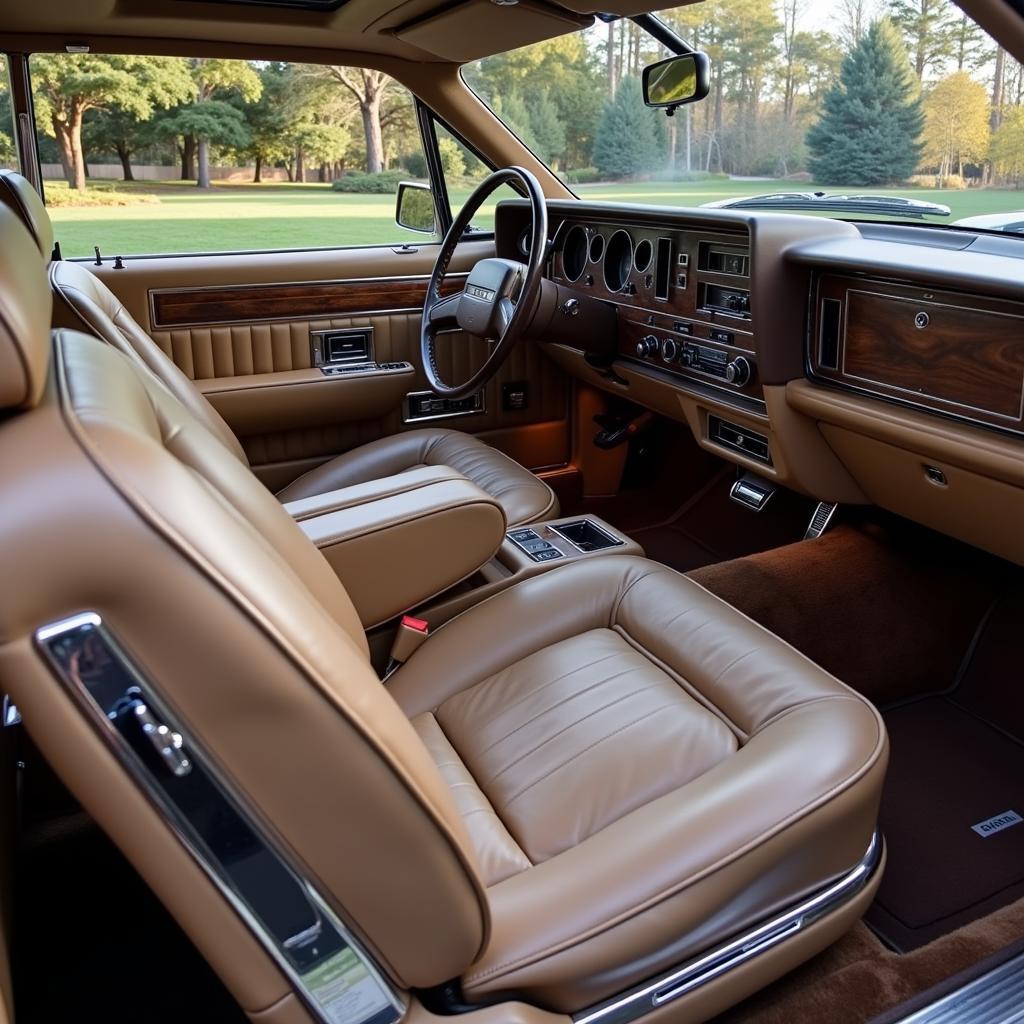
<box><xmin>149</xmin><ymin>274</ymin><xmax>466</xmax><ymax>329</ymax></box>
<box><xmin>811</xmin><ymin>273</ymin><xmax>1024</xmax><ymax>434</ymax></box>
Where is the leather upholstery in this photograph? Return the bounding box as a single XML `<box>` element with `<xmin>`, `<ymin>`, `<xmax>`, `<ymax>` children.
<box><xmin>0</xmin><ymin>207</ymin><xmax>51</xmax><ymax>411</ymax></box>
<box><xmin>0</xmin><ymin>170</ymin><xmax>53</xmax><ymax>262</ymax></box>
<box><xmin>289</xmin><ymin>466</ymin><xmax>507</xmax><ymax>627</ymax></box>
<box><xmin>0</xmin><ymin>181</ymin><xmax>886</xmax><ymax>1020</ymax></box>
<box><xmin>0</xmin><ymin>170</ymin><xmax>559</xmax><ymax>526</ymax></box>
<box><xmin>389</xmin><ymin>556</ymin><xmax>888</xmax><ymax>1009</ymax></box>
<box><xmin>278</xmin><ymin>428</ymin><xmax>558</xmax><ymax>525</ymax></box>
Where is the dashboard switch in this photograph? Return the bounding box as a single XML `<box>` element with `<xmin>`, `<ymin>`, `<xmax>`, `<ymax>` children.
<box><xmin>636</xmin><ymin>334</ymin><xmax>659</xmax><ymax>358</ymax></box>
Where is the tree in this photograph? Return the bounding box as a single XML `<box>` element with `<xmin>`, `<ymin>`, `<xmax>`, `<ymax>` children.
<box><xmin>951</xmin><ymin>12</ymin><xmax>989</xmax><ymax>71</ymax></box>
<box><xmin>494</xmin><ymin>92</ymin><xmax>539</xmax><ymax>154</ymax></box>
<box><xmin>807</xmin><ymin>18</ymin><xmax>924</xmax><ymax>185</ymax></box>
<box><xmin>323</xmin><ymin>67</ymin><xmax>391</xmax><ymax>173</ymax></box>
<box><xmin>527</xmin><ymin>90</ymin><xmax>566</xmax><ymax>166</ymax></box>
<box><xmin>835</xmin><ymin>0</ymin><xmax>871</xmax><ymax>51</ymax></box>
<box><xmin>30</xmin><ymin>54</ymin><xmax>192</xmax><ymax>189</ymax></box>
<box><xmin>83</xmin><ymin>107</ymin><xmax>163</xmax><ymax>181</ymax></box>
<box><xmin>989</xmin><ymin>108</ymin><xmax>1024</xmax><ymax>185</ymax></box>
<box><xmin>235</xmin><ymin>63</ymin><xmax>292</xmax><ymax>182</ymax></box>
<box><xmin>922</xmin><ymin>71</ymin><xmax>989</xmax><ymax>182</ymax></box>
<box><xmin>593</xmin><ymin>76</ymin><xmax>662</xmax><ymax>178</ymax></box>
<box><xmin>888</xmin><ymin>0</ymin><xmax>957</xmax><ymax>79</ymax></box>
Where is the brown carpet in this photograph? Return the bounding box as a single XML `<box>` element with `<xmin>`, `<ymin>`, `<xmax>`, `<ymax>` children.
<box><xmin>716</xmin><ymin>895</ymin><xmax>1024</xmax><ymax>1024</ymax></box>
<box><xmin>866</xmin><ymin>697</ymin><xmax>1024</xmax><ymax>950</ymax></box>
<box><xmin>687</xmin><ymin>521</ymin><xmax>1005</xmax><ymax>706</ymax></box>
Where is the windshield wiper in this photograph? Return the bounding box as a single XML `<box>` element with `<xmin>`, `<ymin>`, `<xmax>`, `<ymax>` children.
<box><xmin>705</xmin><ymin>191</ymin><xmax>951</xmax><ymax>219</ymax></box>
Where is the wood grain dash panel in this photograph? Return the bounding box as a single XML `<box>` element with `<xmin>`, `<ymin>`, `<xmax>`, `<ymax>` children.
<box><xmin>150</xmin><ymin>276</ymin><xmax>462</xmax><ymax>329</ymax></box>
<box><xmin>811</xmin><ymin>274</ymin><xmax>1024</xmax><ymax>435</ymax></box>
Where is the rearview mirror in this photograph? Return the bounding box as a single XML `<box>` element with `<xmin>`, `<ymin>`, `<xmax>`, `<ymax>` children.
<box><xmin>396</xmin><ymin>181</ymin><xmax>436</xmax><ymax>234</ymax></box>
<box><xmin>642</xmin><ymin>52</ymin><xmax>711</xmax><ymax>110</ymax></box>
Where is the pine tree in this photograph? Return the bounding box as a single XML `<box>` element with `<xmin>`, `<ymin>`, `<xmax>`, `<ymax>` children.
<box><xmin>527</xmin><ymin>90</ymin><xmax>566</xmax><ymax>167</ymax></box>
<box><xmin>806</xmin><ymin>19</ymin><xmax>924</xmax><ymax>186</ymax></box>
<box><xmin>593</xmin><ymin>76</ymin><xmax>662</xmax><ymax>178</ymax></box>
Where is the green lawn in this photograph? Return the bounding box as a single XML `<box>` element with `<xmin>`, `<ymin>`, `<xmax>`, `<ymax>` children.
<box><xmin>45</xmin><ymin>177</ymin><xmax>1024</xmax><ymax>259</ymax></box>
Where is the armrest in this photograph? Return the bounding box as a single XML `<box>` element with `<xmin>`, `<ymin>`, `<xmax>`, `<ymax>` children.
<box><xmin>286</xmin><ymin>468</ymin><xmax>506</xmax><ymax>629</ymax></box>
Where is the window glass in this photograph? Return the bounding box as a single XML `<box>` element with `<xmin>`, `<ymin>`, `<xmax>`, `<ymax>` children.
<box><xmin>28</xmin><ymin>55</ymin><xmax>430</xmax><ymax>257</ymax></box>
<box><xmin>465</xmin><ymin>2</ymin><xmax>1024</xmax><ymax>234</ymax></box>
<box><xmin>434</xmin><ymin>121</ymin><xmax>519</xmax><ymax>232</ymax></box>
<box><xmin>0</xmin><ymin>56</ymin><xmax>19</xmax><ymax>173</ymax></box>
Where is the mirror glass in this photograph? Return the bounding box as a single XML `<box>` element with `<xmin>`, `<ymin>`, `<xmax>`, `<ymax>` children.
<box><xmin>642</xmin><ymin>53</ymin><xmax>711</xmax><ymax>108</ymax></box>
<box><xmin>396</xmin><ymin>182</ymin><xmax>436</xmax><ymax>234</ymax></box>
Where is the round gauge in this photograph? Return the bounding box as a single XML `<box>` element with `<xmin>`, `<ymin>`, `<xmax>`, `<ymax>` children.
<box><xmin>633</xmin><ymin>238</ymin><xmax>654</xmax><ymax>274</ymax></box>
<box><xmin>562</xmin><ymin>224</ymin><xmax>588</xmax><ymax>282</ymax></box>
<box><xmin>517</xmin><ymin>225</ymin><xmax>533</xmax><ymax>259</ymax></box>
<box><xmin>603</xmin><ymin>229</ymin><xmax>633</xmax><ymax>293</ymax></box>
<box><xmin>589</xmin><ymin>232</ymin><xmax>605</xmax><ymax>263</ymax></box>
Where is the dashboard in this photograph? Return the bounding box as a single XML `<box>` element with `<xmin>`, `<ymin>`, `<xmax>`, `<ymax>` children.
<box><xmin>495</xmin><ymin>199</ymin><xmax>1024</xmax><ymax>567</ymax></box>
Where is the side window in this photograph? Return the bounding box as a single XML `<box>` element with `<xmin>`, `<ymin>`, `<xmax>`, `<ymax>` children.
<box><xmin>0</xmin><ymin>56</ymin><xmax>19</xmax><ymax>173</ymax></box>
<box><xmin>27</xmin><ymin>54</ymin><xmax>430</xmax><ymax>257</ymax></box>
<box><xmin>433</xmin><ymin>121</ymin><xmax>520</xmax><ymax>234</ymax></box>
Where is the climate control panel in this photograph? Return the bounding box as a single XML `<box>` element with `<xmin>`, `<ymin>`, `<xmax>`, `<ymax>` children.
<box><xmin>632</xmin><ymin>331</ymin><xmax>755</xmax><ymax>390</ymax></box>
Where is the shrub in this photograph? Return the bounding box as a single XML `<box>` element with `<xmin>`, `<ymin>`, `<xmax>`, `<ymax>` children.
<box><xmin>331</xmin><ymin>170</ymin><xmax>406</xmax><ymax>194</ymax></box>
<box><xmin>437</xmin><ymin>137</ymin><xmax>467</xmax><ymax>177</ymax></box>
<box><xmin>564</xmin><ymin>166</ymin><xmax>600</xmax><ymax>184</ymax></box>
<box><xmin>906</xmin><ymin>172</ymin><xmax>968</xmax><ymax>189</ymax></box>
<box><xmin>400</xmin><ymin>151</ymin><xmax>428</xmax><ymax>178</ymax></box>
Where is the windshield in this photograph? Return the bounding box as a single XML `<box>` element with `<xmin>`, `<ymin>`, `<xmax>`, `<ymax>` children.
<box><xmin>464</xmin><ymin>0</ymin><xmax>1024</xmax><ymax>234</ymax></box>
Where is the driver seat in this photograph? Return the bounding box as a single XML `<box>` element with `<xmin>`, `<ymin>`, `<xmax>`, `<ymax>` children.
<box><xmin>0</xmin><ymin>169</ymin><xmax>558</xmax><ymax>526</ymax></box>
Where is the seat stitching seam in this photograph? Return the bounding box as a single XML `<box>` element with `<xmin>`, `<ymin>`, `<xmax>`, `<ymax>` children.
<box><xmin>441</xmin><ymin>647</ymin><xmax>623</xmax><ymax>731</ymax></box>
<box><xmin>473</xmin><ymin>666</ymin><xmax>639</xmax><ymax>757</ymax></box>
<box><xmin>479</xmin><ymin>681</ymin><xmax>671</xmax><ymax>789</ymax></box>
<box><xmin>501</xmin><ymin>703</ymin><xmax>680</xmax><ymax>808</ymax></box>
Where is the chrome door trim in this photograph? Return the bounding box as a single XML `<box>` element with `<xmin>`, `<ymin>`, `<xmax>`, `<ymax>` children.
<box><xmin>34</xmin><ymin>611</ymin><xmax>407</xmax><ymax>1024</ymax></box>
<box><xmin>573</xmin><ymin>831</ymin><xmax>882</xmax><ymax>1024</ymax></box>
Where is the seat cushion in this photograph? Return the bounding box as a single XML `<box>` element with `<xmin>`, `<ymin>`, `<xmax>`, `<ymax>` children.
<box><xmin>276</xmin><ymin>427</ymin><xmax>558</xmax><ymax>527</ymax></box>
<box><xmin>389</xmin><ymin>556</ymin><xmax>887</xmax><ymax>1011</ymax></box>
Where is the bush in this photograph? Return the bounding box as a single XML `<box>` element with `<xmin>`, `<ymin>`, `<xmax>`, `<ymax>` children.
<box><xmin>437</xmin><ymin>137</ymin><xmax>467</xmax><ymax>177</ymax></box>
<box><xmin>564</xmin><ymin>166</ymin><xmax>600</xmax><ymax>184</ymax></box>
<box><xmin>331</xmin><ymin>170</ymin><xmax>406</xmax><ymax>194</ymax></box>
<box><xmin>400</xmin><ymin>151</ymin><xmax>428</xmax><ymax>178</ymax></box>
<box><xmin>906</xmin><ymin>172</ymin><xmax>968</xmax><ymax>189</ymax></box>
<box><xmin>649</xmin><ymin>169</ymin><xmax>728</xmax><ymax>183</ymax></box>
<box><xmin>42</xmin><ymin>180</ymin><xmax>161</xmax><ymax>207</ymax></box>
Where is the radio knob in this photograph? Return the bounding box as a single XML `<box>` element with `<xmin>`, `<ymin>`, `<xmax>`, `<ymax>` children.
<box><xmin>680</xmin><ymin>345</ymin><xmax>695</xmax><ymax>366</ymax></box>
<box><xmin>661</xmin><ymin>338</ymin><xmax>677</xmax><ymax>362</ymax></box>
<box><xmin>635</xmin><ymin>334</ymin><xmax>659</xmax><ymax>358</ymax></box>
<box><xmin>725</xmin><ymin>357</ymin><xmax>751</xmax><ymax>386</ymax></box>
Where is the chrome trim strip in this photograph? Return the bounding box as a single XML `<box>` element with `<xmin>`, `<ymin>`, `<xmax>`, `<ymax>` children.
<box><xmin>34</xmin><ymin>612</ymin><xmax>407</xmax><ymax>1024</ymax></box>
<box><xmin>573</xmin><ymin>832</ymin><xmax>882</xmax><ymax>1024</ymax></box>
<box><xmin>896</xmin><ymin>949</ymin><xmax>1024</xmax><ymax>1024</ymax></box>
<box><xmin>148</xmin><ymin>272</ymin><xmax>470</xmax><ymax>330</ymax></box>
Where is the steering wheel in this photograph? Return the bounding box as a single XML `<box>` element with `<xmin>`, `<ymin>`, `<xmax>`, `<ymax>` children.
<box><xmin>421</xmin><ymin>166</ymin><xmax>548</xmax><ymax>399</ymax></box>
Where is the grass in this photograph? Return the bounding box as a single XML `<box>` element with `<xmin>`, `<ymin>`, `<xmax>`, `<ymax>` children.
<box><xmin>45</xmin><ymin>176</ymin><xmax>1024</xmax><ymax>258</ymax></box>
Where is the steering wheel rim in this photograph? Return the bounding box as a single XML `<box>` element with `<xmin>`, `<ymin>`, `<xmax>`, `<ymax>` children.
<box><xmin>421</xmin><ymin>166</ymin><xmax>548</xmax><ymax>399</ymax></box>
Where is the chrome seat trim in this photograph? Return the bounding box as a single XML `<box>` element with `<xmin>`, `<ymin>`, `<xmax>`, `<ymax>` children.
<box><xmin>573</xmin><ymin>830</ymin><xmax>883</xmax><ymax>1024</ymax></box>
<box><xmin>35</xmin><ymin>611</ymin><xmax>407</xmax><ymax>1024</ymax></box>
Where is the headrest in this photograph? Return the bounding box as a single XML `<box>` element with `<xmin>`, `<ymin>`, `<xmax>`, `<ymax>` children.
<box><xmin>0</xmin><ymin>170</ymin><xmax>54</xmax><ymax>263</ymax></box>
<box><xmin>0</xmin><ymin>205</ymin><xmax>53</xmax><ymax>410</ymax></box>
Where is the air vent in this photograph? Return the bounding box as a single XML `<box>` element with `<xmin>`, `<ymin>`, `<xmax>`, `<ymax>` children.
<box><xmin>708</xmin><ymin>415</ymin><xmax>772</xmax><ymax>465</ymax></box>
<box><xmin>819</xmin><ymin>297</ymin><xmax>842</xmax><ymax>370</ymax></box>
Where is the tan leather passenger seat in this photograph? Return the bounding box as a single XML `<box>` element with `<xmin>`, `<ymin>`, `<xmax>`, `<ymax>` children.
<box><xmin>0</xmin><ymin>205</ymin><xmax>887</xmax><ymax>1022</ymax></box>
<box><xmin>0</xmin><ymin>169</ymin><xmax>557</xmax><ymax>527</ymax></box>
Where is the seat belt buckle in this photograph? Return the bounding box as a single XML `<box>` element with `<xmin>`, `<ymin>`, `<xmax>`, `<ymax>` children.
<box><xmin>385</xmin><ymin>615</ymin><xmax>430</xmax><ymax>678</ymax></box>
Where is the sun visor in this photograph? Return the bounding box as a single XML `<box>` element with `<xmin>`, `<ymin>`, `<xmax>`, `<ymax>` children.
<box><xmin>392</xmin><ymin>0</ymin><xmax>591</xmax><ymax>62</ymax></box>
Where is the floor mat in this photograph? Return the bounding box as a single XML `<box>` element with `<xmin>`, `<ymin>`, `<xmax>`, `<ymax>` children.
<box><xmin>867</xmin><ymin>697</ymin><xmax>1024</xmax><ymax>951</ymax></box>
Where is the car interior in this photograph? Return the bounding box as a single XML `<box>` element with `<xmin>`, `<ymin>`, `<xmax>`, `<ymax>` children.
<box><xmin>0</xmin><ymin>1</ymin><xmax>1023</xmax><ymax>1023</ymax></box>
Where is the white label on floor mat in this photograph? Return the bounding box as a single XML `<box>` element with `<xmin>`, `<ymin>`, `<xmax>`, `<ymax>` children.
<box><xmin>971</xmin><ymin>810</ymin><xmax>1023</xmax><ymax>837</ymax></box>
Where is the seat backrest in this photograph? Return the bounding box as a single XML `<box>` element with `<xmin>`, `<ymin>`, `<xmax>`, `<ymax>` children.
<box><xmin>0</xmin><ymin>205</ymin><xmax>488</xmax><ymax>1006</ymax></box>
<box><xmin>0</xmin><ymin>170</ymin><xmax>248</xmax><ymax>465</ymax></box>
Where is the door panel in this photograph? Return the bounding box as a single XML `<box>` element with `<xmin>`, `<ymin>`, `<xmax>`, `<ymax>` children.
<box><xmin>89</xmin><ymin>241</ymin><xmax>570</xmax><ymax>487</ymax></box>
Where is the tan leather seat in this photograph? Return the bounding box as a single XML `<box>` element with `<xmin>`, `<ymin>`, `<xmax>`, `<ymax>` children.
<box><xmin>0</xmin><ymin>205</ymin><xmax>887</xmax><ymax>1022</ymax></box>
<box><xmin>0</xmin><ymin>169</ymin><xmax>557</xmax><ymax>527</ymax></box>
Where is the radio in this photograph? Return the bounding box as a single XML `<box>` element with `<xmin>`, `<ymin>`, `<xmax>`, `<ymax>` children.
<box><xmin>633</xmin><ymin>333</ymin><xmax>754</xmax><ymax>387</ymax></box>
<box><xmin>680</xmin><ymin>342</ymin><xmax>752</xmax><ymax>385</ymax></box>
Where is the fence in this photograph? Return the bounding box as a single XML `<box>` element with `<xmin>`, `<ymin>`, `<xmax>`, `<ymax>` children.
<box><xmin>40</xmin><ymin>163</ymin><xmax>292</xmax><ymax>182</ymax></box>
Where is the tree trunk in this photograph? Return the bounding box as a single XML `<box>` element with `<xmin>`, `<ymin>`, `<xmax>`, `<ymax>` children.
<box><xmin>606</xmin><ymin>21</ymin><xmax>616</xmax><ymax>97</ymax></box>
<box><xmin>69</xmin><ymin>108</ymin><xmax>87</xmax><ymax>191</ymax></box>
<box><xmin>52</xmin><ymin>117</ymin><xmax>76</xmax><ymax>187</ymax></box>
<box><xmin>180</xmin><ymin>134</ymin><xmax>196</xmax><ymax>180</ymax></box>
<box><xmin>295</xmin><ymin>144</ymin><xmax>305</xmax><ymax>183</ymax></box>
<box><xmin>116</xmin><ymin>142</ymin><xmax>135</xmax><ymax>182</ymax></box>
<box><xmin>360</xmin><ymin>95</ymin><xmax>385</xmax><ymax>174</ymax></box>
<box><xmin>197</xmin><ymin>137</ymin><xmax>211</xmax><ymax>189</ymax></box>
<box><xmin>253</xmin><ymin>154</ymin><xmax>263</xmax><ymax>184</ymax></box>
